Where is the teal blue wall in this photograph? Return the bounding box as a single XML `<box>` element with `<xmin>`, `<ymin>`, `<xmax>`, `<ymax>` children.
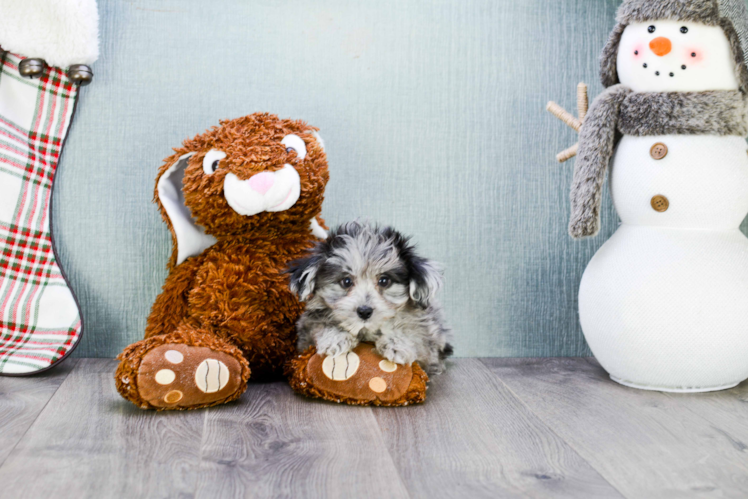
<box><xmin>57</xmin><ymin>0</ymin><xmax>704</xmax><ymax>358</ymax></box>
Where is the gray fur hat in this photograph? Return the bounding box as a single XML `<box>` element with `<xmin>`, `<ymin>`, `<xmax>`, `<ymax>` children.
<box><xmin>600</xmin><ymin>0</ymin><xmax>748</xmax><ymax>92</ymax></box>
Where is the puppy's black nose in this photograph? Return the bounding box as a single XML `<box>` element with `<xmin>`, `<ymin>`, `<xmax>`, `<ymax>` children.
<box><xmin>357</xmin><ymin>306</ymin><xmax>373</xmax><ymax>320</ymax></box>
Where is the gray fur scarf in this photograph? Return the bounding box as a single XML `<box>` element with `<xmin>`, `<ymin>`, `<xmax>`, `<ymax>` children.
<box><xmin>569</xmin><ymin>86</ymin><xmax>748</xmax><ymax>238</ymax></box>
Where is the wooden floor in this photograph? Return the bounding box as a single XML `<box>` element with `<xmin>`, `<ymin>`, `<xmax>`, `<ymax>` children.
<box><xmin>1</xmin><ymin>358</ymin><xmax>748</xmax><ymax>499</ymax></box>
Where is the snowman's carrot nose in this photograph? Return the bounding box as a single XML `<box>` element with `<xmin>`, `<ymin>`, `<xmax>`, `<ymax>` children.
<box><xmin>650</xmin><ymin>37</ymin><xmax>672</xmax><ymax>56</ymax></box>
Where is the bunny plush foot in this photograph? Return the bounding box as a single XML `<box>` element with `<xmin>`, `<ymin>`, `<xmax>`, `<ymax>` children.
<box><xmin>115</xmin><ymin>326</ymin><xmax>250</xmax><ymax>410</ymax></box>
<box><xmin>287</xmin><ymin>342</ymin><xmax>428</xmax><ymax>406</ymax></box>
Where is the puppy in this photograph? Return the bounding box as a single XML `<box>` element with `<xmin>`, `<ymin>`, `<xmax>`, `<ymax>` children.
<box><xmin>288</xmin><ymin>221</ymin><xmax>452</xmax><ymax>374</ymax></box>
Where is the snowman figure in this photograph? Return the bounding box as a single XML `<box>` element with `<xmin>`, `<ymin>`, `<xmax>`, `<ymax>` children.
<box><xmin>551</xmin><ymin>0</ymin><xmax>748</xmax><ymax>392</ymax></box>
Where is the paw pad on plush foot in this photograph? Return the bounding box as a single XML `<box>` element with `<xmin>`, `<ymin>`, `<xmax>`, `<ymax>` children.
<box><xmin>163</xmin><ymin>390</ymin><xmax>183</xmax><ymax>403</ymax></box>
<box><xmin>379</xmin><ymin>360</ymin><xmax>397</xmax><ymax>372</ymax></box>
<box><xmin>194</xmin><ymin>358</ymin><xmax>230</xmax><ymax>393</ymax></box>
<box><xmin>321</xmin><ymin>351</ymin><xmax>360</xmax><ymax>380</ymax></box>
<box><xmin>288</xmin><ymin>343</ymin><xmax>428</xmax><ymax>406</ymax></box>
<box><xmin>136</xmin><ymin>344</ymin><xmax>242</xmax><ymax>409</ymax></box>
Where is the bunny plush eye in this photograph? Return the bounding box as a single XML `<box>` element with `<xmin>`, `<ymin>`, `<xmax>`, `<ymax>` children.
<box><xmin>203</xmin><ymin>149</ymin><xmax>227</xmax><ymax>175</ymax></box>
<box><xmin>281</xmin><ymin>134</ymin><xmax>307</xmax><ymax>160</ymax></box>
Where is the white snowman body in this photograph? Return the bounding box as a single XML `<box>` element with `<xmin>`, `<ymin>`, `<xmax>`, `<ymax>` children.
<box><xmin>578</xmin><ymin>20</ymin><xmax>748</xmax><ymax>391</ymax></box>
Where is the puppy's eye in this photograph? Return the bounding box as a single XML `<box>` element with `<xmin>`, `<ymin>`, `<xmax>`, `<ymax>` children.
<box><xmin>648</xmin><ymin>25</ymin><xmax>656</xmax><ymax>33</ymax></box>
<box><xmin>680</xmin><ymin>26</ymin><xmax>688</xmax><ymax>34</ymax></box>
<box><xmin>378</xmin><ymin>276</ymin><xmax>391</xmax><ymax>288</ymax></box>
<box><xmin>281</xmin><ymin>134</ymin><xmax>307</xmax><ymax>160</ymax></box>
<box><xmin>340</xmin><ymin>277</ymin><xmax>354</xmax><ymax>289</ymax></box>
<box><xmin>202</xmin><ymin>149</ymin><xmax>226</xmax><ymax>175</ymax></box>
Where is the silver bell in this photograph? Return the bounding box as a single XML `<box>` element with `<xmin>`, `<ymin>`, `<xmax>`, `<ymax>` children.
<box><xmin>67</xmin><ymin>64</ymin><xmax>93</xmax><ymax>86</ymax></box>
<box><xmin>19</xmin><ymin>58</ymin><xmax>46</xmax><ymax>79</ymax></box>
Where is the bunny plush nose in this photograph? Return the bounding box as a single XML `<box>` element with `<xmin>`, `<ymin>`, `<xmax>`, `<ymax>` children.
<box><xmin>649</xmin><ymin>37</ymin><xmax>672</xmax><ymax>56</ymax></box>
<box><xmin>248</xmin><ymin>172</ymin><xmax>275</xmax><ymax>194</ymax></box>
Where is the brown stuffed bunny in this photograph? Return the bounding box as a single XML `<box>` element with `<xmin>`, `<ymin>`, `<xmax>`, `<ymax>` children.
<box><xmin>115</xmin><ymin>113</ymin><xmax>329</xmax><ymax>410</ymax></box>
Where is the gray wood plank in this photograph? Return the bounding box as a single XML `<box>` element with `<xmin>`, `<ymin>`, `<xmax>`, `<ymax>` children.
<box><xmin>0</xmin><ymin>359</ymin><xmax>205</xmax><ymax>499</ymax></box>
<box><xmin>0</xmin><ymin>361</ymin><xmax>76</xmax><ymax>467</ymax></box>
<box><xmin>484</xmin><ymin>357</ymin><xmax>748</xmax><ymax>498</ymax></box>
<box><xmin>372</xmin><ymin>359</ymin><xmax>622</xmax><ymax>498</ymax></box>
<box><xmin>659</xmin><ymin>381</ymin><xmax>748</xmax><ymax>488</ymax></box>
<box><xmin>5</xmin><ymin>357</ymin><xmax>748</xmax><ymax>499</ymax></box>
<box><xmin>196</xmin><ymin>380</ymin><xmax>409</xmax><ymax>498</ymax></box>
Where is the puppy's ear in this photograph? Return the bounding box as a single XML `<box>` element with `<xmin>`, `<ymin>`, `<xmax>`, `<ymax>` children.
<box><xmin>408</xmin><ymin>257</ymin><xmax>443</xmax><ymax>308</ymax></box>
<box><xmin>287</xmin><ymin>253</ymin><xmax>324</xmax><ymax>302</ymax></box>
<box><xmin>385</xmin><ymin>227</ymin><xmax>444</xmax><ymax>308</ymax></box>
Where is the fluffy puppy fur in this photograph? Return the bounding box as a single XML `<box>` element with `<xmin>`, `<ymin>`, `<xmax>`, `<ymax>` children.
<box><xmin>288</xmin><ymin>221</ymin><xmax>453</xmax><ymax>374</ymax></box>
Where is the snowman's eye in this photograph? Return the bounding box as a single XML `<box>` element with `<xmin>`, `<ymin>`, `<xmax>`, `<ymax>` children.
<box><xmin>648</xmin><ymin>25</ymin><xmax>656</xmax><ymax>33</ymax></box>
<box><xmin>202</xmin><ymin>149</ymin><xmax>226</xmax><ymax>175</ymax></box>
<box><xmin>281</xmin><ymin>134</ymin><xmax>307</xmax><ymax>160</ymax></box>
<box><xmin>680</xmin><ymin>26</ymin><xmax>688</xmax><ymax>34</ymax></box>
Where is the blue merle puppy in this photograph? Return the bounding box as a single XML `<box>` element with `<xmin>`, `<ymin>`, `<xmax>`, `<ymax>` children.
<box><xmin>288</xmin><ymin>221</ymin><xmax>453</xmax><ymax>374</ymax></box>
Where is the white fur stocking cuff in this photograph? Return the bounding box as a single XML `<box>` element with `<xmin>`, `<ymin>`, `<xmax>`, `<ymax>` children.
<box><xmin>0</xmin><ymin>0</ymin><xmax>99</xmax><ymax>68</ymax></box>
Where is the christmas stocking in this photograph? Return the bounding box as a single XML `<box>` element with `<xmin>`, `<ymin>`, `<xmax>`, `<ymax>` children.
<box><xmin>0</xmin><ymin>0</ymin><xmax>98</xmax><ymax>375</ymax></box>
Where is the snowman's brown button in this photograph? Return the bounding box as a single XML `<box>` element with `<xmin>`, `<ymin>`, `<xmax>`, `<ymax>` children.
<box><xmin>650</xmin><ymin>143</ymin><xmax>668</xmax><ymax>160</ymax></box>
<box><xmin>651</xmin><ymin>195</ymin><xmax>669</xmax><ymax>212</ymax></box>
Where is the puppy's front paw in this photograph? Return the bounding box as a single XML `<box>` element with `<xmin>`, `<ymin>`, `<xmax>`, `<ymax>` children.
<box><xmin>427</xmin><ymin>361</ymin><xmax>445</xmax><ymax>375</ymax></box>
<box><xmin>376</xmin><ymin>338</ymin><xmax>417</xmax><ymax>366</ymax></box>
<box><xmin>316</xmin><ymin>328</ymin><xmax>357</xmax><ymax>358</ymax></box>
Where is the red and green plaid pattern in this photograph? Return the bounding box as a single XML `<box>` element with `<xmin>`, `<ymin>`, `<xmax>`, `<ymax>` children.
<box><xmin>0</xmin><ymin>53</ymin><xmax>81</xmax><ymax>374</ymax></box>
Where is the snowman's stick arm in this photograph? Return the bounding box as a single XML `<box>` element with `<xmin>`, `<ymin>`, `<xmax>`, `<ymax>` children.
<box><xmin>557</xmin><ymin>143</ymin><xmax>579</xmax><ymax>163</ymax></box>
<box><xmin>546</xmin><ymin>101</ymin><xmax>582</xmax><ymax>132</ymax></box>
<box><xmin>577</xmin><ymin>83</ymin><xmax>588</xmax><ymax>121</ymax></box>
<box><xmin>547</xmin><ymin>82</ymin><xmax>589</xmax><ymax>163</ymax></box>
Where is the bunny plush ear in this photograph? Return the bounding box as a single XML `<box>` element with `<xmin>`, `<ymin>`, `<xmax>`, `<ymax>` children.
<box><xmin>308</xmin><ymin>131</ymin><xmax>329</xmax><ymax>240</ymax></box>
<box><xmin>156</xmin><ymin>153</ymin><xmax>217</xmax><ymax>266</ymax></box>
<box><xmin>311</xmin><ymin>131</ymin><xmax>325</xmax><ymax>152</ymax></box>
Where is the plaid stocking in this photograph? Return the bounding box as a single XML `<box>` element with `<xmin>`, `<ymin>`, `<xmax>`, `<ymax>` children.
<box><xmin>0</xmin><ymin>53</ymin><xmax>82</xmax><ymax>375</ymax></box>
